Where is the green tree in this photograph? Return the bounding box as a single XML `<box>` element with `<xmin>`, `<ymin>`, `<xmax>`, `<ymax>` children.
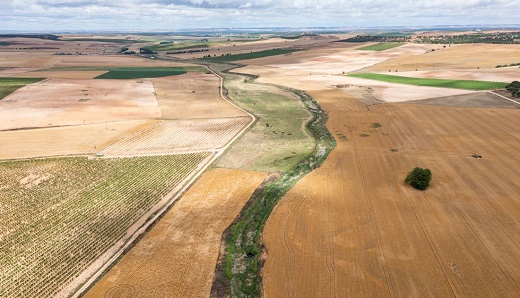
<box><xmin>405</xmin><ymin>167</ymin><xmax>432</xmax><ymax>190</ymax></box>
<box><xmin>505</xmin><ymin>81</ymin><xmax>520</xmax><ymax>97</ymax></box>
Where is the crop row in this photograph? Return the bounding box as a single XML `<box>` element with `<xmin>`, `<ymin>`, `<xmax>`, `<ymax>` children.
<box><xmin>102</xmin><ymin>117</ymin><xmax>250</xmax><ymax>156</ymax></box>
<box><xmin>0</xmin><ymin>153</ymin><xmax>209</xmax><ymax>297</ymax></box>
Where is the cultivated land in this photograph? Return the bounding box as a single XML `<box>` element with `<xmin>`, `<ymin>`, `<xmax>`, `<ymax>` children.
<box><xmin>349</xmin><ymin>73</ymin><xmax>507</xmax><ymax>90</ymax></box>
<box><xmin>356</xmin><ymin>42</ymin><xmax>405</xmax><ymax>51</ymax></box>
<box><xmin>0</xmin><ymin>154</ymin><xmax>211</xmax><ymax>297</ymax></box>
<box><xmin>0</xmin><ymin>77</ymin><xmax>43</xmax><ymax>99</ymax></box>
<box><xmin>153</xmin><ymin>72</ymin><xmax>246</xmax><ymax>119</ymax></box>
<box><xmin>263</xmin><ymin>90</ymin><xmax>520</xmax><ymax>297</ymax></box>
<box><xmin>85</xmin><ymin>169</ymin><xmax>267</xmax><ymax>297</ymax></box>
<box><xmin>1</xmin><ymin>32</ymin><xmax>519</xmax><ymax>298</ymax></box>
<box><xmin>0</xmin><ymin>35</ymin><xmax>255</xmax><ymax>297</ymax></box>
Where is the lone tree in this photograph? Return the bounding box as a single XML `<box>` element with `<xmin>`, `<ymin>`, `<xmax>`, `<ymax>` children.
<box><xmin>505</xmin><ymin>81</ymin><xmax>520</xmax><ymax>97</ymax></box>
<box><xmin>405</xmin><ymin>167</ymin><xmax>432</xmax><ymax>190</ymax></box>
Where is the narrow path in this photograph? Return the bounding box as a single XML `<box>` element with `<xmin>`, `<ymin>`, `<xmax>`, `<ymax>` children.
<box><xmin>488</xmin><ymin>91</ymin><xmax>520</xmax><ymax>106</ymax></box>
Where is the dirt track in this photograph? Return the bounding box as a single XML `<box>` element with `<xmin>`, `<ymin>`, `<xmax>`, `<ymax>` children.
<box><xmin>85</xmin><ymin>169</ymin><xmax>266</xmax><ymax>297</ymax></box>
<box><xmin>263</xmin><ymin>88</ymin><xmax>520</xmax><ymax>297</ymax></box>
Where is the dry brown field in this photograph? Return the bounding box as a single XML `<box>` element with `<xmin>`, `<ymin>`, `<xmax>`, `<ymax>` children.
<box><xmin>85</xmin><ymin>168</ymin><xmax>267</xmax><ymax>298</ymax></box>
<box><xmin>153</xmin><ymin>72</ymin><xmax>246</xmax><ymax>119</ymax></box>
<box><xmin>263</xmin><ymin>88</ymin><xmax>520</xmax><ymax>297</ymax></box>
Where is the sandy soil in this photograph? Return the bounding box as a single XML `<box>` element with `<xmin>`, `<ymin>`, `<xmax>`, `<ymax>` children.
<box><xmin>0</xmin><ymin>79</ymin><xmax>159</xmax><ymax>130</ymax></box>
<box><xmin>263</xmin><ymin>88</ymin><xmax>520</xmax><ymax>297</ymax></box>
<box><xmin>0</xmin><ymin>120</ymin><xmax>151</xmax><ymax>160</ymax></box>
<box><xmin>84</xmin><ymin>168</ymin><xmax>267</xmax><ymax>298</ymax></box>
<box><xmin>153</xmin><ymin>72</ymin><xmax>246</xmax><ymax>119</ymax></box>
<box><xmin>101</xmin><ymin>117</ymin><xmax>251</xmax><ymax>157</ymax></box>
<box><xmin>364</xmin><ymin>44</ymin><xmax>520</xmax><ymax>72</ymax></box>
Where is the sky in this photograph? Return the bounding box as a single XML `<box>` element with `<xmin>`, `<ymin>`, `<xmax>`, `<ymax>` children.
<box><xmin>1</xmin><ymin>0</ymin><xmax>518</xmax><ymax>32</ymax></box>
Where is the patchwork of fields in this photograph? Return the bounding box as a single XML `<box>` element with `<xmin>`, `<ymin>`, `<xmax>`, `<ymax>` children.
<box><xmin>1</xmin><ymin>32</ymin><xmax>519</xmax><ymax>298</ymax></box>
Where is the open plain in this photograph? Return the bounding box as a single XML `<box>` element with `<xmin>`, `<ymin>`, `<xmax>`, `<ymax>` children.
<box><xmin>1</xmin><ymin>31</ymin><xmax>519</xmax><ymax>298</ymax></box>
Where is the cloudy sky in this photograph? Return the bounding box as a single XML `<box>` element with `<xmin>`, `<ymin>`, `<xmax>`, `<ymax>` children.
<box><xmin>1</xmin><ymin>0</ymin><xmax>518</xmax><ymax>32</ymax></box>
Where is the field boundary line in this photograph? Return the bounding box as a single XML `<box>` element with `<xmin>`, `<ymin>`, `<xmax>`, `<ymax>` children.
<box><xmin>488</xmin><ymin>91</ymin><xmax>520</xmax><ymax>106</ymax></box>
<box><xmin>71</xmin><ymin>64</ymin><xmax>256</xmax><ymax>298</ymax></box>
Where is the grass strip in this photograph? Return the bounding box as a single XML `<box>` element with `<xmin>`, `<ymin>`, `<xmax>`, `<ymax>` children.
<box><xmin>204</xmin><ymin>48</ymin><xmax>300</xmax><ymax>62</ymax></box>
<box><xmin>211</xmin><ymin>70</ymin><xmax>335</xmax><ymax>297</ymax></box>
<box><xmin>348</xmin><ymin>73</ymin><xmax>508</xmax><ymax>90</ymax></box>
<box><xmin>356</xmin><ymin>42</ymin><xmax>405</xmax><ymax>51</ymax></box>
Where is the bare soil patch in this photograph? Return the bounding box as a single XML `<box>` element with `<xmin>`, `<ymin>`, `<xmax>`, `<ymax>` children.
<box><xmin>408</xmin><ymin>91</ymin><xmax>519</xmax><ymax>109</ymax></box>
<box><xmin>0</xmin><ymin>79</ymin><xmax>159</xmax><ymax>130</ymax></box>
<box><xmin>85</xmin><ymin>169</ymin><xmax>267</xmax><ymax>298</ymax></box>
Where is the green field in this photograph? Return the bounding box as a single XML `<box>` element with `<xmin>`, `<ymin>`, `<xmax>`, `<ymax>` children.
<box><xmin>0</xmin><ymin>77</ymin><xmax>44</xmax><ymax>99</ymax></box>
<box><xmin>348</xmin><ymin>73</ymin><xmax>508</xmax><ymax>90</ymax></box>
<box><xmin>216</xmin><ymin>67</ymin><xmax>314</xmax><ymax>172</ymax></box>
<box><xmin>0</xmin><ymin>153</ymin><xmax>209</xmax><ymax>297</ymax></box>
<box><xmin>204</xmin><ymin>48</ymin><xmax>300</xmax><ymax>62</ymax></box>
<box><xmin>356</xmin><ymin>42</ymin><xmax>405</xmax><ymax>51</ymax></box>
<box><xmin>94</xmin><ymin>66</ymin><xmax>205</xmax><ymax>79</ymax></box>
<box><xmin>0</xmin><ymin>41</ymin><xmax>11</xmax><ymax>46</ymax></box>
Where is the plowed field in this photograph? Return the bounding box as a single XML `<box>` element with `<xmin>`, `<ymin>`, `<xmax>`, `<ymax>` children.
<box><xmin>263</xmin><ymin>89</ymin><xmax>520</xmax><ymax>297</ymax></box>
<box><xmin>85</xmin><ymin>169</ymin><xmax>267</xmax><ymax>297</ymax></box>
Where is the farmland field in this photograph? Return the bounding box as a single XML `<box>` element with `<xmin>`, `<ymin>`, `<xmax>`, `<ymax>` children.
<box><xmin>0</xmin><ymin>153</ymin><xmax>211</xmax><ymax>297</ymax></box>
<box><xmin>356</xmin><ymin>42</ymin><xmax>405</xmax><ymax>51</ymax></box>
<box><xmin>101</xmin><ymin>117</ymin><xmax>251</xmax><ymax>156</ymax></box>
<box><xmin>204</xmin><ymin>48</ymin><xmax>300</xmax><ymax>62</ymax></box>
<box><xmin>85</xmin><ymin>168</ymin><xmax>267</xmax><ymax>298</ymax></box>
<box><xmin>348</xmin><ymin>73</ymin><xmax>507</xmax><ymax>90</ymax></box>
<box><xmin>94</xmin><ymin>66</ymin><xmax>206</xmax><ymax>79</ymax></box>
<box><xmin>0</xmin><ymin>77</ymin><xmax>44</xmax><ymax>99</ymax></box>
<box><xmin>263</xmin><ymin>89</ymin><xmax>520</xmax><ymax>297</ymax></box>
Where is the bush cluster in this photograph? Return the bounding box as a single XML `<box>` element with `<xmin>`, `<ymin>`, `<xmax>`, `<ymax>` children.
<box><xmin>405</xmin><ymin>167</ymin><xmax>432</xmax><ymax>190</ymax></box>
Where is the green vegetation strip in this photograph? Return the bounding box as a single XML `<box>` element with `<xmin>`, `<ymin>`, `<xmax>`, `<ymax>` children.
<box><xmin>356</xmin><ymin>42</ymin><xmax>405</xmax><ymax>51</ymax></box>
<box><xmin>211</xmin><ymin>83</ymin><xmax>335</xmax><ymax>297</ymax></box>
<box><xmin>204</xmin><ymin>48</ymin><xmax>300</xmax><ymax>62</ymax></box>
<box><xmin>348</xmin><ymin>73</ymin><xmax>507</xmax><ymax>90</ymax></box>
<box><xmin>0</xmin><ymin>77</ymin><xmax>44</xmax><ymax>100</ymax></box>
<box><xmin>94</xmin><ymin>66</ymin><xmax>206</xmax><ymax>79</ymax></box>
<box><xmin>62</xmin><ymin>38</ymin><xmax>147</xmax><ymax>44</ymax></box>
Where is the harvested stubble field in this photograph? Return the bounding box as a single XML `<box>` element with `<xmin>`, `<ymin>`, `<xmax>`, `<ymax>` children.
<box><xmin>263</xmin><ymin>88</ymin><xmax>520</xmax><ymax>297</ymax></box>
<box><xmin>153</xmin><ymin>72</ymin><xmax>246</xmax><ymax>119</ymax></box>
<box><xmin>85</xmin><ymin>168</ymin><xmax>267</xmax><ymax>298</ymax></box>
<box><xmin>0</xmin><ymin>153</ymin><xmax>211</xmax><ymax>297</ymax></box>
<box><xmin>364</xmin><ymin>44</ymin><xmax>520</xmax><ymax>71</ymax></box>
<box><xmin>0</xmin><ymin>120</ymin><xmax>151</xmax><ymax>160</ymax></box>
<box><xmin>101</xmin><ymin>117</ymin><xmax>251</xmax><ymax>156</ymax></box>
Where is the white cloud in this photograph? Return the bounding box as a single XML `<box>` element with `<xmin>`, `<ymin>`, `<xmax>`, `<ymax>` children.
<box><xmin>0</xmin><ymin>0</ymin><xmax>518</xmax><ymax>31</ymax></box>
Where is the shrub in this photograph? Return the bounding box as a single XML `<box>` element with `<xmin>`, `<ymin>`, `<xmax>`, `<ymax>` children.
<box><xmin>405</xmin><ymin>167</ymin><xmax>432</xmax><ymax>190</ymax></box>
